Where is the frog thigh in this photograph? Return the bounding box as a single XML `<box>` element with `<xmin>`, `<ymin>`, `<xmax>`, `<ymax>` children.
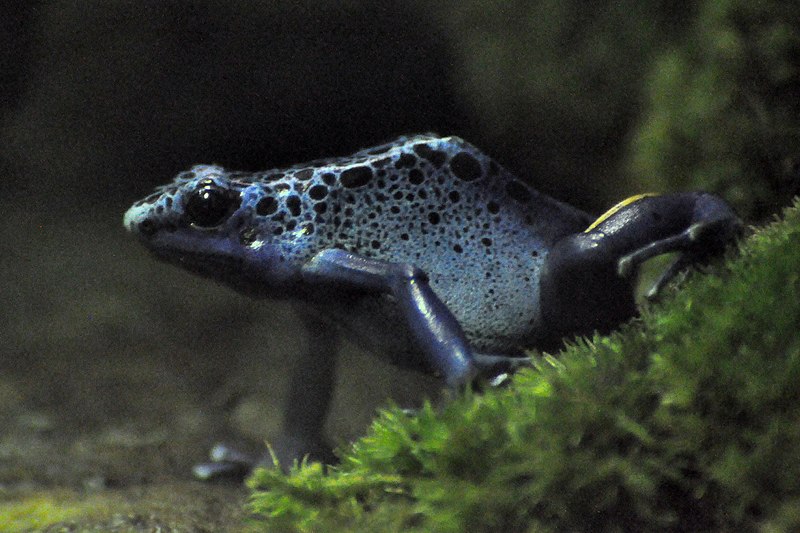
<box><xmin>300</xmin><ymin>248</ymin><xmax>478</xmax><ymax>387</ymax></box>
<box><xmin>539</xmin><ymin>192</ymin><xmax>741</xmax><ymax>342</ymax></box>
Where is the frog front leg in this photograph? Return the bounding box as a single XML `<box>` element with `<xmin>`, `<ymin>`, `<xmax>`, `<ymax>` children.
<box><xmin>193</xmin><ymin>314</ymin><xmax>339</xmax><ymax>480</ymax></box>
<box><xmin>277</xmin><ymin>311</ymin><xmax>339</xmax><ymax>466</ymax></box>
<box><xmin>539</xmin><ymin>192</ymin><xmax>742</xmax><ymax>344</ymax></box>
<box><xmin>301</xmin><ymin>248</ymin><xmax>522</xmax><ymax>387</ymax></box>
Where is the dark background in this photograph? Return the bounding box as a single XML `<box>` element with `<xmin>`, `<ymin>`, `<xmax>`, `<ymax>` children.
<box><xmin>1</xmin><ymin>0</ymin><xmax>796</xmax><ymax>504</ymax></box>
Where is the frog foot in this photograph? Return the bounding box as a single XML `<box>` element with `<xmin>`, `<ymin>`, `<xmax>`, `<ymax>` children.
<box><xmin>470</xmin><ymin>353</ymin><xmax>531</xmax><ymax>390</ymax></box>
<box><xmin>617</xmin><ymin>216</ymin><xmax>742</xmax><ymax>299</ymax></box>
<box><xmin>192</xmin><ymin>435</ymin><xmax>335</xmax><ymax>481</ymax></box>
<box><xmin>473</xmin><ymin>353</ymin><xmax>531</xmax><ymax>375</ymax></box>
<box><xmin>192</xmin><ymin>443</ymin><xmax>257</xmax><ymax>481</ymax></box>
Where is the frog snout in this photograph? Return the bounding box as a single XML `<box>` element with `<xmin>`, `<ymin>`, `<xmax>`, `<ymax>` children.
<box><xmin>123</xmin><ymin>204</ymin><xmax>159</xmax><ymax>239</ymax></box>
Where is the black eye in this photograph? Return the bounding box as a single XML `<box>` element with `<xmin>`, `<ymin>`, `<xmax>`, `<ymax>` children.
<box><xmin>185</xmin><ymin>179</ymin><xmax>238</xmax><ymax>228</ymax></box>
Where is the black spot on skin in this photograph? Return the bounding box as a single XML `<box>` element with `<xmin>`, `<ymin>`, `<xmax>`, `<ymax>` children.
<box><xmin>400</xmin><ymin>233</ymin><xmax>409</xmax><ymax>240</ymax></box>
<box><xmin>295</xmin><ymin>169</ymin><xmax>314</xmax><ymax>181</ymax></box>
<box><xmin>506</xmin><ymin>180</ymin><xmax>532</xmax><ymax>203</ymax></box>
<box><xmin>531</xmin><ymin>250</ymin><xmax>539</xmax><ymax>257</ymax></box>
<box><xmin>372</xmin><ymin>157</ymin><xmax>392</xmax><ymax>168</ymax></box>
<box><xmin>240</xmin><ymin>228</ymin><xmax>258</xmax><ymax>245</ymax></box>
<box><xmin>309</xmin><ymin>185</ymin><xmax>328</xmax><ymax>201</ymax></box>
<box><xmin>143</xmin><ymin>193</ymin><xmax>160</xmax><ymax>205</ymax></box>
<box><xmin>286</xmin><ymin>195</ymin><xmax>302</xmax><ymax>217</ymax></box>
<box><xmin>274</xmin><ymin>183</ymin><xmax>290</xmax><ymax>192</ymax></box>
<box><xmin>273</xmin><ymin>227</ymin><xmax>283</xmax><ymax>235</ymax></box>
<box><xmin>256</xmin><ymin>196</ymin><xmax>278</xmax><ymax>216</ymax></box>
<box><xmin>286</xmin><ymin>219</ymin><xmax>297</xmax><ymax>231</ymax></box>
<box><xmin>487</xmin><ymin>201</ymin><xmax>500</xmax><ymax>214</ymax></box>
<box><xmin>428</xmin><ymin>212</ymin><xmax>440</xmax><ymax>225</ymax></box>
<box><xmin>341</xmin><ymin>166</ymin><xmax>373</xmax><ymax>188</ymax></box>
<box><xmin>155</xmin><ymin>205</ymin><xmax>164</xmax><ymax>214</ymax></box>
<box><xmin>390</xmin><ymin>205</ymin><xmax>400</xmax><ymax>214</ymax></box>
<box><xmin>450</xmin><ymin>152</ymin><xmax>482</xmax><ymax>182</ymax></box>
<box><xmin>139</xmin><ymin>219</ymin><xmax>156</xmax><ymax>237</ymax></box>
<box><xmin>409</xmin><ymin>169</ymin><xmax>424</xmax><ymax>185</ymax></box>
<box><xmin>371</xmin><ymin>240</ymin><xmax>381</xmax><ymax>249</ymax></box>
<box><xmin>229</xmin><ymin>171</ymin><xmax>250</xmax><ymax>180</ymax></box>
<box><xmin>408</xmin><ymin>168</ymin><xmax>425</xmax><ymax>185</ymax></box>
<box><xmin>165</xmin><ymin>197</ymin><xmax>173</xmax><ymax>208</ymax></box>
<box><xmin>448</xmin><ymin>191</ymin><xmax>460</xmax><ymax>203</ymax></box>
<box><xmin>322</xmin><ymin>172</ymin><xmax>336</xmax><ymax>186</ymax></box>
<box><xmin>313</xmin><ymin>202</ymin><xmax>328</xmax><ymax>214</ymax></box>
<box><xmin>453</xmin><ymin>244</ymin><xmax>463</xmax><ymax>253</ymax></box>
<box><xmin>393</xmin><ymin>191</ymin><xmax>404</xmax><ymax>200</ymax></box>
<box><xmin>481</xmin><ymin>237</ymin><xmax>492</xmax><ymax>247</ymax></box>
<box><xmin>263</xmin><ymin>173</ymin><xmax>285</xmax><ymax>182</ymax></box>
<box><xmin>413</xmin><ymin>144</ymin><xmax>447</xmax><ymax>167</ymax></box>
<box><xmin>395</xmin><ymin>153</ymin><xmax>417</xmax><ymax>169</ymax></box>
<box><xmin>418</xmin><ymin>190</ymin><xmax>428</xmax><ymax>200</ymax></box>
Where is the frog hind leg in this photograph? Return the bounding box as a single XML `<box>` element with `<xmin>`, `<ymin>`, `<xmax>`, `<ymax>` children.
<box><xmin>539</xmin><ymin>192</ymin><xmax>741</xmax><ymax>345</ymax></box>
<box><xmin>301</xmin><ymin>248</ymin><xmax>525</xmax><ymax>387</ymax></box>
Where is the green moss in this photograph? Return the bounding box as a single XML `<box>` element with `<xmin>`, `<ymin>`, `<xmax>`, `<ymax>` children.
<box><xmin>627</xmin><ymin>0</ymin><xmax>800</xmax><ymax>220</ymax></box>
<box><xmin>248</xmin><ymin>200</ymin><xmax>800</xmax><ymax>531</ymax></box>
<box><xmin>0</xmin><ymin>491</ymin><xmax>120</xmax><ymax>532</ymax></box>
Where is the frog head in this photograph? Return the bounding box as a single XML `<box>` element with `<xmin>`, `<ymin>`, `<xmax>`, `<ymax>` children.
<box><xmin>124</xmin><ymin>165</ymin><xmax>300</xmax><ymax>297</ymax></box>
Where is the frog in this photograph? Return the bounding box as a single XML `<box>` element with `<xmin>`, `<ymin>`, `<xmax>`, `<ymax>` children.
<box><xmin>123</xmin><ymin>134</ymin><xmax>741</xmax><ymax>479</ymax></box>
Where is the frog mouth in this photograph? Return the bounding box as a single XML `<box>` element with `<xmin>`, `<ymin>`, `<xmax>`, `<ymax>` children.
<box><xmin>149</xmin><ymin>247</ymin><xmax>245</xmax><ymax>280</ymax></box>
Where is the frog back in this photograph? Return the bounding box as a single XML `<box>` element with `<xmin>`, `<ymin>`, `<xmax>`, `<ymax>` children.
<box><xmin>246</xmin><ymin>134</ymin><xmax>592</xmax><ymax>351</ymax></box>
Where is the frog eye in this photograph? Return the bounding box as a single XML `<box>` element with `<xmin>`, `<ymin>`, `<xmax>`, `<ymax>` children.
<box><xmin>185</xmin><ymin>179</ymin><xmax>238</xmax><ymax>228</ymax></box>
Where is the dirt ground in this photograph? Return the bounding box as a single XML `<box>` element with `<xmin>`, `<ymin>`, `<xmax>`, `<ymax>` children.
<box><xmin>0</xmin><ymin>204</ymin><xmax>439</xmax><ymax>530</ymax></box>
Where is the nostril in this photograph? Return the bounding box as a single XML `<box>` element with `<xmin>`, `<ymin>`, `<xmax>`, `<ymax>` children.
<box><xmin>139</xmin><ymin>219</ymin><xmax>157</xmax><ymax>237</ymax></box>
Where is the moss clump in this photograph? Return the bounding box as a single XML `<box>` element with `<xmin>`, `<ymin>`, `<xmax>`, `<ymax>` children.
<box><xmin>0</xmin><ymin>491</ymin><xmax>121</xmax><ymax>532</ymax></box>
<box><xmin>248</xmin><ymin>199</ymin><xmax>800</xmax><ymax>531</ymax></box>
<box><xmin>627</xmin><ymin>0</ymin><xmax>800</xmax><ymax>220</ymax></box>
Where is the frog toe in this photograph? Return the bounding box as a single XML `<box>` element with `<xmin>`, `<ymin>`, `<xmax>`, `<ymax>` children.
<box><xmin>472</xmin><ymin>353</ymin><xmax>531</xmax><ymax>376</ymax></box>
<box><xmin>192</xmin><ymin>443</ymin><xmax>257</xmax><ymax>481</ymax></box>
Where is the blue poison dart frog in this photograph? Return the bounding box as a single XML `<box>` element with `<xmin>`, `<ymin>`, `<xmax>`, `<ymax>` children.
<box><xmin>124</xmin><ymin>134</ymin><xmax>741</xmax><ymax>479</ymax></box>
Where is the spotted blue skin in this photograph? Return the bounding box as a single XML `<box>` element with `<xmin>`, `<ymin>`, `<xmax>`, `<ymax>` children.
<box><xmin>124</xmin><ymin>134</ymin><xmax>741</xmax><ymax>478</ymax></box>
<box><xmin>124</xmin><ymin>135</ymin><xmax>591</xmax><ymax>358</ymax></box>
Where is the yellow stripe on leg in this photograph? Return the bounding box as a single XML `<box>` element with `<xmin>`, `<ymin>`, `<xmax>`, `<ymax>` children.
<box><xmin>584</xmin><ymin>193</ymin><xmax>660</xmax><ymax>233</ymax></box>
